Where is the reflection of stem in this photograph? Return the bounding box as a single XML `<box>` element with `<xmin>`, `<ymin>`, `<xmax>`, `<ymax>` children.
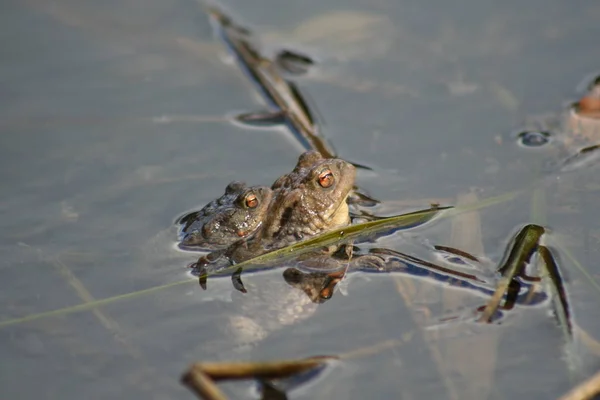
<box><xmin>392</xmin><ymin>277</ymin><xmax>460</xmax><ymax>400</ymax></box>
<box><xmin>538</xmin><ymin>246</ymin><xmax>572</xmax><ymax>336</ymax></box>
<box><xmin>434</xmin><ymin>190</ymin><xmax>495</xmax><ymax>400</ymax></box>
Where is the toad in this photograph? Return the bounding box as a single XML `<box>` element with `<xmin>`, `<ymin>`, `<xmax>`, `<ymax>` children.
<box><xmin>177</xmin><ymin>181</ymin><xmax>272</xmax><ymax>250</ymax></box>
<box><xmin>196</xmin><ymin>150</ymin><xmax>356</xmax><ymax>269</ymax></box>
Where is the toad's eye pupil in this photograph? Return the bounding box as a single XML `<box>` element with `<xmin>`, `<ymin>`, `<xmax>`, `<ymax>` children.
<box><xmin>245</xmin><ymin>194</ymin><xmax>258</xmax><ymax>208</ymax></box>
<box><xmin>318</xmin><ymin>170</ymin><xmax>334</xmax><ymax>188</ymax></box>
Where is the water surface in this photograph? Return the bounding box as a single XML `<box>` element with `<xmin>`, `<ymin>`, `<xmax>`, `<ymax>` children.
<box><xmin>1</xmin><ymin>0</ymin><xmax>600</xmax><ymax>399</ymax></box>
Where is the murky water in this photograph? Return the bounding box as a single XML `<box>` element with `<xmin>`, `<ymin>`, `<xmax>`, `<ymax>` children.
<box><xmin>1</xmin><ymin>0</ymin><xmax>599</xmax><ymax>399</ymax></box>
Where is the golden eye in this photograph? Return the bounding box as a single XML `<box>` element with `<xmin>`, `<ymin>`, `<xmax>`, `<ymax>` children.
<box><xmin>245</xmin><ymin>193</ymin><xmax>258</xmax><ymax>208</ymax></box>
<box><xmin>318</xmin><ymin>169</ymin><xmax>334</xmax><ymax>188</ymax></box>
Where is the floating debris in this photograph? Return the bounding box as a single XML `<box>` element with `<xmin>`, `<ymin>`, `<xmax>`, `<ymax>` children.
<box><xmin>181</xmin><ymin>356</ymin><xmax>335</xmax><ymax>400</ymax></box>
<box><xmin>517</xmin><ymin>130</ymin><xmax>552</xmax><ymax>148</ymax></box>
<box><xmin>206</xmin><ymin>6</ymin><xmax>338</xmax><ymax>160</ymax></box>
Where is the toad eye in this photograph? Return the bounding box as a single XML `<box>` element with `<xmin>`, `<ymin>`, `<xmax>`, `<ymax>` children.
<box><xmin>244</xmin><ymin>193</ymin><xmax>259</xmax><ymax>209</ymax></box>
<box><xmin>317</xmin><ymin>169</ymin><xmax>335</xmax><ymax>188</ymax></box>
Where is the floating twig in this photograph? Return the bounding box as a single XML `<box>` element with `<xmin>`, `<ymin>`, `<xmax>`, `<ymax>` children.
<box><xmin>557</xmin><ymin>369</ymin><xmax>600</xmax><ymax>400</ymax></box>
<box><xmin>180</xmin><ymin>335</ymin><xmax>417</xmax><ymax>400</ymax></box>
<box><xmin>206</xmin><ymin>6</ymin><xmax>337</xmax><ymax>160</ymax></box>
<box><xmin>181</xmin><ymin>357</ymin><xmax>335</xmax><ymax>400</ymax></box>
<box><xmin>182</xmin><ymin>369</ymin><xmax>228</xmax><ymax>400</ymax></box>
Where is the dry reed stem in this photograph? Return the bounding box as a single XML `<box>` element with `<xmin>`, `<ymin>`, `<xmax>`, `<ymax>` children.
<box><xmin>558</xmin><ymin>370</ymin><xmax>600</xmax><ymax>400</ymax></box>
<box><xmin>182</xmin><ymin>369</ymin><xmax>228</xmax><ymax>400</ymax></box>
<box><xmin>181</xmin><ymin>357</ymin><xmax>334</xmax><ymax>400</ymax></box>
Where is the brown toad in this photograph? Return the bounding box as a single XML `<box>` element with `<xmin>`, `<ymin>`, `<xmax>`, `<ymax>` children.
<box><xmin>178</xmin><ymin>181</ymin><xmax>272</xmax><ymax>250</ymax></box>
<box><xmin>197</xmin><ymin>151</ymin><xmax>356</xmax><ymax>268</ymax></box>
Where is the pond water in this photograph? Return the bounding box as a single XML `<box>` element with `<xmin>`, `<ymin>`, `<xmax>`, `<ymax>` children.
<box><xmin>1</xmin><ymin>0</ymin><xmax>599</xmax><ymax>399</ymax></box>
